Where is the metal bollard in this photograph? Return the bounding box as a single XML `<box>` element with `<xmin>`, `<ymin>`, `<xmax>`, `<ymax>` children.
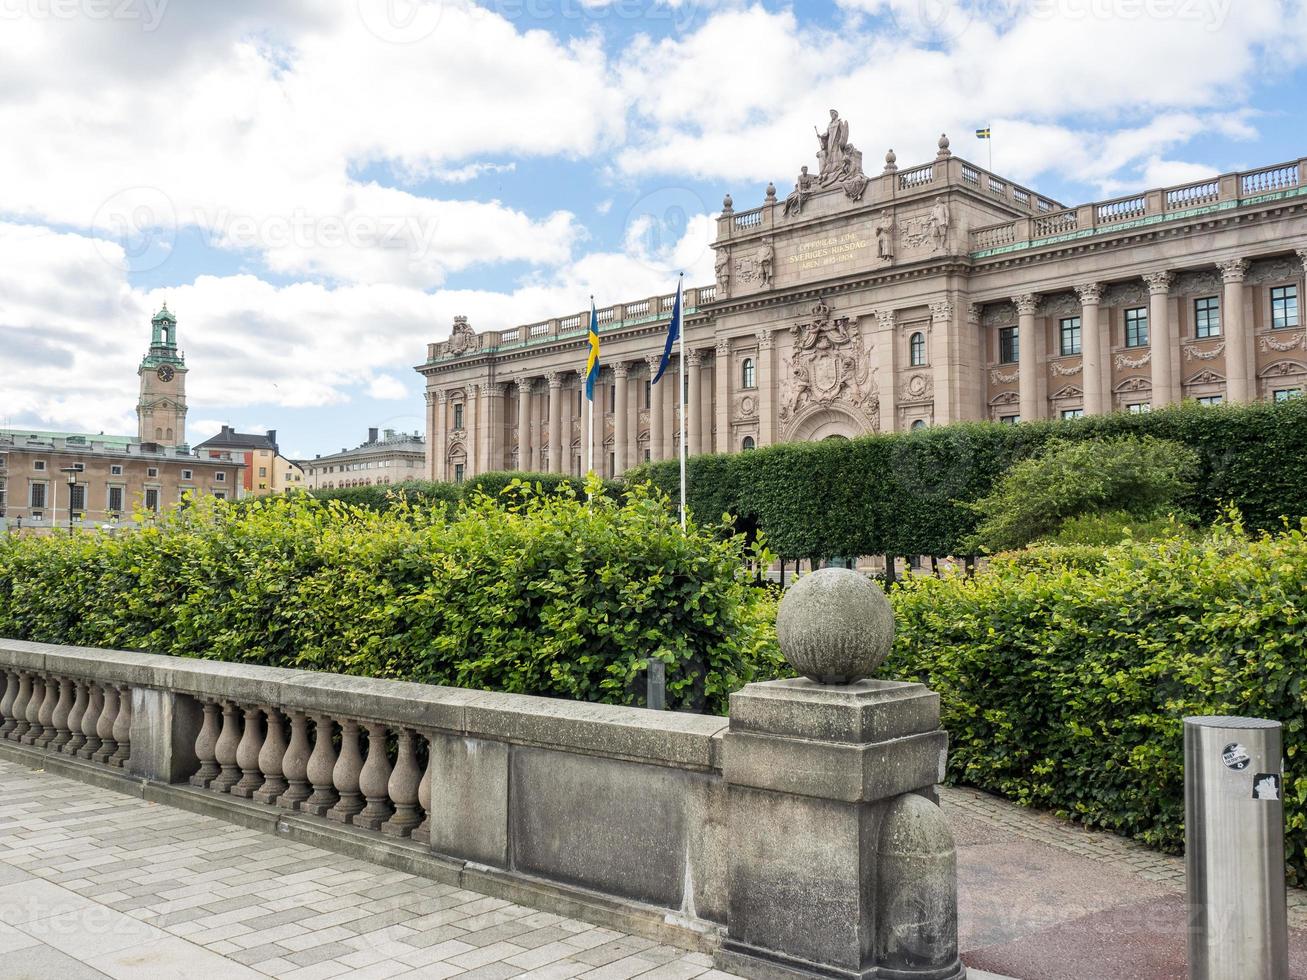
<box><xmin>1184</xmin><ymin>715</ymin><xmax>1288</xmax><ymax>980</ymax></box>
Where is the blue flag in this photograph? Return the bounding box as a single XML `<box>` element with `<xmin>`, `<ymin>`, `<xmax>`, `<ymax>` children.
<box><xmin>652</xmin><ymin>278</ymin><xmax>682</xmax><ymax>384</ymax></box>
<box><xmin>584</xmin><ymin>299</ymin><xmax>600</xmax><ymax>401</ymax></box>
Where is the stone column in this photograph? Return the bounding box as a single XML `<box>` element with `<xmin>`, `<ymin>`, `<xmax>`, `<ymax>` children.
<box><xmin>686</xmin><ymin>350</ymin><xmax>703</xmax><ymax>456</ymax></box>
<box><xmin>1014</xmin><ymin>293</ymin><xmax>1041</xmax><ymax>422</ymax></box>
<box><xmin>663</xmin><ymin>356</ymin><xmax>678</xmax><ymax>460</ymax></box>
<box><xmin>613</xmin><ymin>363</ymin><xmax>630</xmax><ymax>475</ymax></box>
<box><xmin>756</xmin><ymin>331</ymin><xmax>775</xmax><ymax>445</ymax></box>
<box><xmin>465</xmin><ymin>384</ymin><xmax>480</xmax><ymax>477</ymax></box>
<box><xmin>929</xmin><ymin>301</ymin><xmax>954</xmax><ymax>422</ymax></box>
<box><xmin>714</xmin><ymin>339</ymin><xmax>731</xmax><ymax>453</ymax></box>
<box><xmin>515</xmin><ymin>377</ymin><xmax>532</xmax><ymax>472</ymax></box>
<box><xmin>875</xmin><ymin>311</ymin><xmax>897</xmax><ymax>432</ymax></box>
<box><xmin>1146</xmin><ymin>272</ymin><xmax>1175</xmax><ymax>409</ymax></box>
<box><xmin>433</xmin><ymin>392</ymin><xmax>448</xmax><ymax>482</ymax></box>
<box><xmin>1220</xmin><ymin>258</ymin><xmax>1251</xmax><ymax>403</ymax></box>
<box><xmin>647</xmin><ymin>355</ymin><xmax>664</xmax><ymax>462</ymax></box>
<box><xmin>967</xmin><ymin>304</ymin><xmax>986</xmax><ymax>419</ymax></box>
<box><xmin>423</xmin><ymin>390</ymin><xmax>436</xmax><ymax>480</ymax></box>
<box><xmin>482</xmin><ymin>383</ymin><xmax>504</xmax><ymax>473</ymax></box>
<box><xmin>547</xmin><ymin>372</ymin><xmax>564</xmax><ymax>473</ymax></box>
<box><xmin>717</xmin><ymin>569</ymin><xmax>963</xmax><ymax>980</ymax></box>
<box><xmin>1076</xmin><ymin>283</ymin><xmax>1105</xmax><ymax>415</ymax></box>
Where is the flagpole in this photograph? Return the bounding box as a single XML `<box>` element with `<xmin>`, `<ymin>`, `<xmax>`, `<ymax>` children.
<box><xmin>587</xmin><ymin>295</ymin><xmax>595</xmax><ymax>478</ymax></box>
<box><xmin>677</xmin><ymin>273</ymin><xmax>686</xmax><ymax>531</ymax></box>
<box><xmin>987</xmin><ymin>124</ymin><xmax>993</xmax><ymax>172</ymax></box>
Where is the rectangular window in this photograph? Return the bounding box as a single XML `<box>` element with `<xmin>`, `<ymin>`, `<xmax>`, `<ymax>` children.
<box><xmin>608</xmin><ymin>385</ymin><xmax>616</xmax><ymax>413</ymax></box>
<box><xmin>643</xmin><ymin>448</ymin><xmax>651</xmax><ymax>462</ymax></box>
<box><xmin>30</xmin><ymin>482</ymin><xmax>47</xmax><ymax>509</ymax></box>
<box><xmin>69</xmin><ymin>484</ymin><xmax>85</xmax><ymax>512</ymax></box>
<box><xmin>1196</xmin><ymin>395</ymin><xmax>1223</xmax><ymax>406</ymax></box>
<box><xmin>215</xmin><ymin>472</ymin><xmax>226</xmax><ymax>482</ymax></box>
<box><xmin>999</xmin><ymin>414</ymin><xmax>1019</xmax><ymax>425</ymax></box>
<box><xmin>644</xmin><ymin>380</ymin><xmax>651</xmax><ymax>409</ymax></box>
<box><xmin>34</xmin><ymin>460</ymin><xmax>46</xmax><ymax>472</ymax></box>
<box><xmin>144</xmin><ymin>488</ymin><xmax>160</xmax><ymax>511</ymax></box>
<box><xmin>1271</xmin><ymin>285</ymin><xmax>1299</xmax><ymax>329</ymax></box>
<box><xmin>1274</xmin><ymin>388</ymin><xmax>1302</xmax><ymax>402</ymax></box>
<box><xmin>453</xmin><ymin>403</ymin><xmax>465</xmax><ymax>429</ymax></box>
<box><xmin>110</xmin><ymin>464</ymin><xmax>123</xmax><ymax>476</ymax></box>
<box><xmin>182</xmin><ymin>469</ymin><xmax>193</xmax><ymax>480</ymax></box>
<box><xmin>1061</xmin><ymin>408</ymin><xmax>1084</xmax><ymax>419</ymax></box>
<box><xmin>147</xmin><ymin>466</ymin><xmax>159</xmax><ymax>478</ymax></box>
<box><xmin>998</xmin><ymin>326</ymin><xmax>1018</xmax><ymax>364</ymax></box>
<box><xmin>1059</xmin><ymin>317</ymin><xmax>1081</xmax><ymax>356</ymax></box>
<box><xmin>213</xmin><ymin>491</ymin><xmax>227</xmax><ymax>501</ymax></box>
<box><xmin>1124</xmin><ymin>308</ymin><xmax>1149</xmax><ymax>348</ymax></box>
<box><xmin>107</xmin><ymin>486</ymin><xmax>123</xmax><ymax>513</ymax></box>
<box><xmin>607</xmin><ymin>452</ymin><xmax>614</xmax><ymax>473</ymax></box>
<box><xmin>1128</xmin><ymin>403</ymin><xmax>1151</xmax><ymax>414</ymax></box>
<box><xmin>1195</xmin><ymin>296</ymin><xmax>1221</xmax><ymax>339</ymax></box>
<box><xmin>454</xmin><ymin>463</ymin><xmax>465</xmax><ymax>484</ymax></box>
<box><xmin>258</xmin><ymin>467</ymin><xmax>267</xmax><ymax>477</ymax></box>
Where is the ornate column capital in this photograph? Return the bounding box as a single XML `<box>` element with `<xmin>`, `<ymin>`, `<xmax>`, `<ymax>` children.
<box><xmin>874</xmin><ymin>309</ymin><xmax>896</xmax><ymax>330</ymax></box>
<box><xmin>423</xmin><ymin>390</ymin><xmax>434</xmax><ymax>406</ymax></box>
<box><xmin>515</xmin><ymin>376</ymin><xmax>534</xmax><ymax>393</ymax></box>
<box><xmin>1012</xmin><ymin>293</ymin><xmax>1040</xmax><ymax>317</ymax></box>
<box><xmin>1218</xmin><ymin>258</ymin><xmax>1249</xmax><ymax>284</ymax></box>
<box><xmin>1075</xmin><ymin>282</ymin><xmax>1104</xmax><ymax>305</ymax></box>
<box><xmin>756</xmin><ymin>329</ymin><xmax>774</xmax><ymax>351</ymax></box>
<box><xmin>436</xmin><ymin>389</ymin><xmax>449</xmax><ymax>405</ymax></box>
<box><xmin>1296</xmin><ymin>247</ymin><xmax>1307</xmax><ymax>274</ymax></box>
<box><xmin>645</xmin><ymin>353</ymin><xmax>663</xmax><ymax>373</ymax></box>
<box><xmin>715</xmin><ymin>338</ymin><xmax>732</xmax><ymax>357</ymax></box>
<box><xmin>686</xmin><ymin>349</ymin><xmax>703</xmax><ymax>368</ymax></box>
<box><xmin>546</xmin><ymin>371</ymin><xmax>565</xmax><ymax>390</ymax></box>
<box><xmin>929</xmin><ymin>301</ymin><xmax>954</xmax><ymax>323</ymax></box>
<box><xmin>613</xmin><ymin>361</ymin><xmax>631</xmax><ymax>379</ymax></box>
<box><xmin>966</xmin><ymin>303</ymin><xmax>982</xmax><ymax>325</ymax></box>
<box><xmin>1144</xmin><ymin>270</ymin><xmax>1174</xmax><ymax>295</ymax></box>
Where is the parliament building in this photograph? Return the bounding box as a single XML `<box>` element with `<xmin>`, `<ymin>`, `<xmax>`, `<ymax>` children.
<box><xmin>415</xmin><ymin>114</ymin><xmax>1306</xmax><ymax>482</ymax></box>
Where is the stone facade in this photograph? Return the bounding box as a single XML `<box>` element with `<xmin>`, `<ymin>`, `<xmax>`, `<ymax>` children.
<box><xmin>417</xmin><ymin>119</ymin><xmax>1307</xmax><ymax>481</ymax></box>
<box><xmin>301</xmin><ymin>427</ymin><xmax>426</xmax><ymax>490</ymax></box>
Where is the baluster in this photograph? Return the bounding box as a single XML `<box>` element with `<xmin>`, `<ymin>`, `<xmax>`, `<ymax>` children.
<box><xmin>0</xmin><ymin>671</ymin><xmax>17</xmax><ymax>736</ymax></box>
<box><xmin>35</xmin><ymin>675</ymin><xmax>60</xmax><ymax>749</ymax></box>
<box><xmin>231</xmin><ymin>705</ymin><xmax>266</xmax><ymax>798</ymax></box>
<box><xmin>381</xmin><ymin>728</ymin><xmax>421</xmax><ymax>838</ymax></box>
<box><xmin>355</xmin><ymin>722</ymin><xmax>394</xmax><ymax>831</ymax></box>
<box><xmin>110</xmin><ymin>685</ymin><xmax>132</xmax><ymax>766</ymax></box>
<box><xmin>78</xmin><ymin>684</ymin><xmax>104</xmax><ymax>759</ymax></box>
<box><xmin>64</xmin><ymin>680</ymin><xmax>88</xmax><ymax>755</ymax></box>
<box><xmin>252</xmin><ymin>707</ymin><xmax>289</xmax><ymax>804</ymax></box>
<box><xmin>410</xmin><ymin>733</ymin><xmax>433</xmax><ymax>844</ymax></box>
<box><xmin>189</xmin><ymin>700</ymin><xmax>221</xmax><ymax>787</ymax></box>
<box><xmin>10</xmin><ymin>672</ymin><xmax>32</xmax><ymax>741</ymax></box>
<box><xmin>50</xmin><ymin>677</ymin><xmax>74</xmax><ymax>751</ymax></box>
<box><xmin>326</xmin><ymin>718</ymin><xmax>365</xmax><ymax>824</ymax></box>
<box><xmin>92</xmin><ymin>685</ymin><xmax>120</xmax><ymax>763</ymax></box>
<box><xmin>210</xmin><ymin>701</ymin><xmax>243</xmax><ymax>793</ymax></box>
<box><xmin>21</xmin><ymin>675</ymin><xmax>46</xmax><ymax>745</ymax></box>
<box><xmin>277</xmin><ymin>710</ymin><xmax>312</xmax><ymax>810</ymax></box>
<box><xmin>300</xmin><ymin>714</ymin><xmax>339</xmax><ymax>816</ymax></box>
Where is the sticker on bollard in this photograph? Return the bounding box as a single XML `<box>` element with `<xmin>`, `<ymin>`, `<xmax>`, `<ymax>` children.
<box><xmin>1253</xmin><ymin>773</ymin><xmax>1281</xmax><ymax>800</ymax></box>
<box><xmin>1221</xmin><ymin>742</ymin><xmax>1250</xmax><ymax>769</ymax></box>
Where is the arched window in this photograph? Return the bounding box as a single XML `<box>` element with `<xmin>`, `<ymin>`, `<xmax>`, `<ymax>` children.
<box><xmin>165</xmin><ymin>428</ymin><xmax>173</xmax><ymax>441</ymax></box>
<box><xmin>911</xmin><ymin>419</ymin><xmax>927</xmax><ymax>431</ymax></box>
<box><xmin>155</xmin><ymin>427</ymin><xmax>162</xmax><ymax>440</ymax></box>
<box><xmin>742</xmin><ymin>436</ymin><xmax>756</xmax><ymax>451</ymax></box>
<box><xmin>741</xmin><ymin>358</ymin><xmax>756</xmax><ymax>389</ymax></box>
<box><xmin>909</xmin><ymin>332</ymin><xmax>926</xmax><ymax>366</ymax></box>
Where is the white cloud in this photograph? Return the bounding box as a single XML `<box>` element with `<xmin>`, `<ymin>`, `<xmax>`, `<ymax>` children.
<box><xmin>368</xmin><ymin>374</ymin><xmax>410</xmax><ymax>400</ymax></box>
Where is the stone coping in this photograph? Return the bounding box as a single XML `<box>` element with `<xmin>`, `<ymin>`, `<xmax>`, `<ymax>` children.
<box><xmin>0</xmin><ymin>638</ymin><xmax>727</xmax><ymax>771</ymax></box>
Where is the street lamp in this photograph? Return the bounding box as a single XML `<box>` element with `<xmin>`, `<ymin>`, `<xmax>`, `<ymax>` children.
<box><xmin>60</xmin><ymin>466</ymin><xmax>79</xmax><ymax>537</ymax></box>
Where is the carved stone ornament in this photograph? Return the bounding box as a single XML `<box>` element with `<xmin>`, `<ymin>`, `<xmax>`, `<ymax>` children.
<box><xmin>1184</xmin><ymin>343</ymin><xmax>1226</xmax><ymax>361</ymax></box>
<box><xmin>1260</xmin><ymin>332</ymin><xmax>1306</xmax><ymax>352</ymax></box>
<box><xmin>1052</xmin><ymin>361</ymin><xmax>1082</xmax><ymax>377</ymax></box>
<box><xmin>1246</xmin><ymin>256</ymin><xmax>1300</xmax><ymax>286</ymax></box>
<box><xmin>930</xmin><ymin>301</ymin><xmax>953</xmax><ymax>323</ymax></box>
<box><xmin>736</xmin><ymin>394</ymin><xmax>758</xmax><ymax>419</ymax></box>
<box><xmin>715</xmin><ymin>250</ymin><xmax>731</xmax><ymax>298</ymax></box>
<box><xmin>1260</xmin><ymin>360</ymin><xmax>1306</xmax><ymax>378</ymax></box>
<box><xmin>900</xmin><ymin>373</ymin><xmax>933</xmax><ymax>402</ymax></box>
<box><xmin>1116</xmin><ymin>376</ymin><xmax>1151</xmax><ymax>393</ymax></box>
<box><xmin>1115</xmin><ymin>350</ymin><xmax>1152</xmax><ymax>370</ymax></box>
<box><xmin>1187</xmin><ymin>369</ymin><xmax>1224</xmax><ymax>386</ymax></box>
<box><xmin>990</xmin><ymin>369</ymin><xmax>1018</xmax><ymax>385</ymax></box>
<box><xmin>1144</xmin><ymin>271</ymin><xmax>1174</xmax><ymax>295</ymax></box>
<box><xmin>899</xmin><ymin>200</ymin><xmax>950</xmax><ymax>254</ymax></box>
<box><xmin>446</xmin><ymin>315</ymin><xmax>480</xmax><ymax>356</ymax></box>
<box><xmin>779</xmin><ymin>299</ymin><xmax>878</xmax><ymax>433</ymax></box>
<box><xmin>1217</xmin><ymin>258</ymin><xmax>1249</xmax><ymax>283</ymax></box>
<box><xmin>1041</xmin><ymin>293</ymin><xmax>1080</xmax><ymax>320</ymax></box>
<box><xmin>1013</xmin><ymin>294</ymin><xmax>1040</xmax><ymax>317</ymax></box>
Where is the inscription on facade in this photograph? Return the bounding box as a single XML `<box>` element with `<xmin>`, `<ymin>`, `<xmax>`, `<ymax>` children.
<box><xmin>790</xmin><ymin>232</ymin><xmax>870</xmax><ymax>272</ymax></box>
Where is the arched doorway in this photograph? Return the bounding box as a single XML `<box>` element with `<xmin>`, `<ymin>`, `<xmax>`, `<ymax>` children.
<box><xmin>788</xmin><ymin>405</ymin><xmax>869</xmax><ymax>442</ymax></box>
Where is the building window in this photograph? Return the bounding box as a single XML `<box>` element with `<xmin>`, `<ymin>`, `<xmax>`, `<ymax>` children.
<box><xmin>453</xmin><ymin>403</ymin><xmax>465</xmax><ymax>430</ymax></box>
<box><xmin>1271</xmin><ymin>285</ymin><xmax>1299</xmax><ymax>329</ymax></box>
<box><xmin>1059</xmin><ymin>317</ymin><xmax>1082</xmax><ymax>356</ymax></box>
<box><xmin>144</xmin><ymin>488</ymin><xmax>160</xmax><ymax>511</ymax></box>
<box><xmin>909</xmin><ymin>332</ymin><xmax>926</xmax><ymax>367</ymax></box>
<box><xmin>34</xmin><ymin>460</ymin><xmax>46</xmax><ymax>471</ymax></box>
<box><xmin>215</xmin><ymin>472</ymin><xmax>226</xmax><ymax>482</ymax></box>
<box><xmin>454</xmin><ymin>463</ymin><xmax>465</xmax><ymax>484</ymax></box>
<box><xmin>998</xmin><ymin>326</ymin><xmax>1018</xmax><ymax>364</ymax></box>
<box><xmin>741</xmin><ymin>358</ymin><xmax>756</xmax><ymax>389</ymax></box>
<box><xmin>147</xmin><ymin>467</ymin><xmax>158</xmax><ymax>478</ymax></box>
<box><xmin>1128</xmin><ymin>403</ymin><xmax>1151</xmax><ymax>414</ymax></box>
<box><xmin>644</xmin><ymin>380</ymin><xmax>651</xmax><ymax>409</ymax></box>
<box><xmin>608</xmin><ymin>385</ymin><xmax>616</xmax><ymax>413</ymax></box>
<box><xmin>643</xmin><ymin>449</ymin><xmax>651</xmax><ymax>462</ymax></box>
<box><xmin>107</xmin><ymin>486</ymin><xmax>123</xmax><ymax>513</ymax></box>
<box><xmin>214</xmin><ymin>491</ymin><xmax>227</xmax><ymax>501</ymax></box>
<box><xmin>1274</xmin><ymin>388</ymin><xmax>1302</xmax><ymax>402</ymax></box>
<box><xmin>607</xmin><ymin>452</ymin><xmax>615</xmax><ymax>472</ymax></box>
<box><xmin>182</xmin><ymin>469</ymin><xmax>193</xmax><ymax>480</ymax></box>
<box><xmin>742</xmin><ymin>436</ymin><xmax>756</xmax><ymax>451</ymax></box>
<box><xmin>1061</xmin><ymin>408</ymin><xmax>1084</xmax><ymax>420</ymax></box>
<box><xmin>999</xmin><ymin>414</ymin><xmax>1019</xmax><ymax>425</ymax></box>
<box><xmin>1124</xmin><ymin>308</ymin><xmax>1149</xmax><ymax>348</ymax></box>
<box><xmin>910</xmin><ymin>419</ymin><xmax>927</xmax><ymax>430</ymax></box>
<box><xmin>258</xmin><ymin>467</ymin><xmax>267</xmax><ymax>478</ymax></box>
<box><xmin>1196</xmin><ymin>395</ymin><xmax>1223</xmax><ymax>406</ymax></box>
<box><xmin>69</xmin><ymin>484</ymin><xmax>86</xmax><ymax>512</ymax></box>
<box><xmin>110</xmin><ymin>464</ymin><xmax>123</xmax><ymax>476</ymax></box>
<box><xmin>30</xmin><ymin>482</ymin><xmax>47</xmax><ymax>509</ymax></box>
<box><xmin>1195</xmin><ymin>296</ymin><xmax>1221</xmax><ymax>338</ymax></box>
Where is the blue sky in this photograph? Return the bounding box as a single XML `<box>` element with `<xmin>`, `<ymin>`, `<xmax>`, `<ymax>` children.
<box><xmin>2</xmin><ymin>0</ymin><xmax>1305</xmax><ymax>459</ymax></box>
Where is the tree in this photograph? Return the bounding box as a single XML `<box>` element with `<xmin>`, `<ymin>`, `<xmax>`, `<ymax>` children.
<box><xmin>963</xmin><ymin>436</ymin><xmax>1200</xmax><ymax>553</ymax></box>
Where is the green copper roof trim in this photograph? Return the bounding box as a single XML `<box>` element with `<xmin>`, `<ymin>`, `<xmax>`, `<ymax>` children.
<box><xmin>969</xmin><ymin>186</ymin><xmax>1307</xmax><ymax>260</ymax></box>
<box><xmin>139</xmin><ymin>353</ymin><xmax>188</xmax><ymax>370</ymax></box>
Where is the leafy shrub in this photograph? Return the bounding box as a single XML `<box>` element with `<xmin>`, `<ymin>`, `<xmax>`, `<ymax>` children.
<box><xmin>883</xmin><ymin>520</ymin><xmax>1307</xmax><ymax>885</ymax></box>
<box><xmin>306</xmin><ymin>480</ymin><xmax>462</xmax><ymax>513</ymax></box>
<box><xmin>1043</xmin><ymin>510</ymin><xmax>1196</xmax><ymax>547</ymax></box>
<box><xmin>0</xmin><ymin>481</ymin><xmax>773</xmax><ymax>714</ymax></box>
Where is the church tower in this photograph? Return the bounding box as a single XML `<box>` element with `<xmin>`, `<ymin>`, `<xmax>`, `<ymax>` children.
<box><xmin>136</xmin><ymin>304</ymin><xmax>189</xmax><ymax>446</ymax></box>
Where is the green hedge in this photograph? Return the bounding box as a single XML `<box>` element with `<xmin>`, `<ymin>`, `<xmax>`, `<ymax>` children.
<box><xmin>882</xmin><ymin>522</ymin><xmax>1307</xmax><ymax>885</ymax></box>
<box><xmin>626</xmin><ymin>399</ymin><xmax>1307</xmax><ymax>559</ymax></box>
<box><xmin>303</xmin><ymin>472</ymin><xmax>620</xmax><ymax>513</ymax></box>
<box><xmin>0</xmin><ymin>484</ymin><xmax>778</xmax><ymax>714</ymax></box>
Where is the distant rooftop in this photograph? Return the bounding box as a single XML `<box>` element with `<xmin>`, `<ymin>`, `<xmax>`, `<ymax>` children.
<box><xmin>195</xmin><ymin>425</ymin><xmax>280</xmax><ymax>454</ymax></box>
<box><xmin>307</xmin><ymin>427</ymin><xmax>424</xmax><ymax>463</ymax></box>
<box><xmin>0</xmin><ymin>428</ymin><xmax>240</xmax><ymax>464</ymax></box>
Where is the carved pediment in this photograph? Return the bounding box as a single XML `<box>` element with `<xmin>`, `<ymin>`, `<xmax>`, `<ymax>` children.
<box><xmin>988</xmin><ymin>390</ymin><xmax>1020</xmax><ymax>406</ymax></box>
<box><xmin>1114</xmin><ymin>376</ymin><xmax>1152</xmax><ymax>393</ymax></box>
<box><xmin>1050</xmin><ymin>384</ymin><xmax>1083</xmax><ymax>400</ymax></box>
<box><xmin>1258</xmin><ymin>359</ymin><xmax>1307</xmax><ymax>379</ymax></box>
<box><xmin>1185</xmin><ymin>369</ymin><xmax>1225</xmax><ymax>386</ymax></box>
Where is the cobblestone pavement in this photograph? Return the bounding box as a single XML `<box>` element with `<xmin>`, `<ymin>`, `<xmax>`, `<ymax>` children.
<box><xmin>0</xmin><ymin>760</ymin><xmax>739</xmax><ymax>980</ymax></box>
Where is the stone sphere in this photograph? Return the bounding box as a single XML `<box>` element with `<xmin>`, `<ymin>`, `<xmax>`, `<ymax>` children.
<box><xmin>777</xmin><ymin>568</ymin><xmax>895</xmax><ymax>684</ymax></box>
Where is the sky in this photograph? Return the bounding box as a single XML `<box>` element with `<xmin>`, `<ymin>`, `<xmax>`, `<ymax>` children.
<box><xmin>1</xmin><ymin>0</ymin><xmax>1305</xmax><ymax>460</ymax></box>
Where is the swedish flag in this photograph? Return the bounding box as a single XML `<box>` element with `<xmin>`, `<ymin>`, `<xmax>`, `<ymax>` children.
<box><xmin>976</xmin><ymin>128</ymin><xmax>992</xmax><ymax>140</ymax></box>
<box><xmin>584</xmin><ymin>298</ymin><xmax>600</xmax><ymax>401</ymax></box>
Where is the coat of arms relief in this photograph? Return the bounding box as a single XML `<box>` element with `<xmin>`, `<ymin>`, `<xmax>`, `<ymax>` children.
<box><xmin>779</xmin><ymin>299</ymin><xmax>879</xmax><ymax>435</ymax></box>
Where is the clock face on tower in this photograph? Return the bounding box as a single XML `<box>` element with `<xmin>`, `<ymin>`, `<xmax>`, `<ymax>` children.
<box><xmin>156</xmin><ymin>365</ymin><xmax>175</xmax><ymax>383</ymax></box>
